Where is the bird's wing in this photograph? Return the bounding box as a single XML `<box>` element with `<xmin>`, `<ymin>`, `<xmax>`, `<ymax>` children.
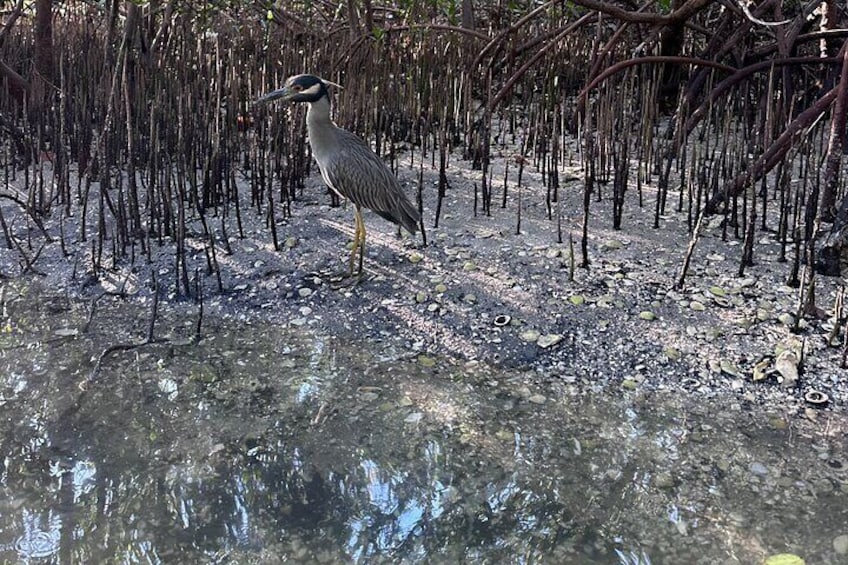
<box><xmin>321</xmin><ymin>135</ymin><xmax>404</xmax><ymax>213</ymax></box>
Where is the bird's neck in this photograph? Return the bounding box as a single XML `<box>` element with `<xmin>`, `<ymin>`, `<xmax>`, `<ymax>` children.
<box><xmin>306</xmin><ymin>95</ymin><xmax>333</xmax><ymax>129</ymax></box>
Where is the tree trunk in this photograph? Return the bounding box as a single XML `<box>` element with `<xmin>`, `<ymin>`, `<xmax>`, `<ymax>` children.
<box><xmin>32</xmin><ymin>0</ymin><xmax>53</xmax><ymax>116</ymax></box>
<box><xmin>462</xmin><ymin>0</ymin><xmax>476</xmax><ymax>30</ymax></box>
<box><xmin>819</xmin><ymin>41</ymin><xmax>848</xmax><ymax>221</ymax></box>
<box><xmin>658</xmin><ymin>0</ymin><xmax>686</xmax><ymax>111</ymax></box>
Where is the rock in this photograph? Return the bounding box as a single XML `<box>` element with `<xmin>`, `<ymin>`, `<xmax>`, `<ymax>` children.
<box><xmin>404</xmin><ymin>412</ymin><xmax>423</xmax><ymax>424</ymax></box>
<box><xmin>708</xmin><ymin>286</ymin><xmax>726</xmax><ymax>297</ymax></box>
<box><xmin>537</xmin><ymin>334</ymin><xmax>563</xmax><ymax>349</ymax></box>
<box><xmin>639</xmin><ymin>311</ymin><xmax>656</xmax><ymax>321</ymax></box>
<box><xmin>417</xmin><ymin>355</ymin><xmax>436</xmax><ymax>367</ymax></box>
<box><xmin>749</xmin><ymin>462</ymin><xmax>768</xmax><ymax>476</ymax></box>
<box><xmin>297</xmin><ymin>287</ymin><xmax>313</xmax><ymax>298</ymax></box>
<box><xmin>689</xmin><ymin>300</ymin><xmax>706</xmax><ymax>311</ymax></box>
<box><xmin>528</xmin><ymin>394</ymin><xmax>547</xmax><ymax>404</ymax></box>
<box><xmin>409</xmin><ymin>252</ymin><xmax>424</xmax><ymax>264</ymax></box>
<box><xmin>833</xmin><ymin>534</ymin><xmax>848</xmax><ymax>555</ymax></box>
<box><xmin>569</xmin><ymin>294</ymin><xmax>585</xmax><ymax>306</ymax></box>
<box><xmin>774</xmin><ymin>350</ymin><xmax>799</xmax><ymax>388</ymax></box>
<box><xmin>520</xmin><ymin>329</ymin><xmax>541</xmax><ymax>343</ymax></box>
<box><xmin>663</xmin><ymin>346</ymin><xmax>681</xmax><ymax>361</ymax></box>
<box><xmin>434</xmin><ymin>283</ymin><xmax>447</xmax><ymax>293</ymax></box>
<box><xmin>653</xmin><ymin>472</ymin><xmax>675</xmax><ymax>489</ymax></box>
<box><xmin>720</xmin><ymin>359</ymin><xmax>745</xmax><ymax>379</ymax></box>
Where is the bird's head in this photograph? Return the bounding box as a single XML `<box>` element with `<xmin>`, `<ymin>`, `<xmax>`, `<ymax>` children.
<box><xmin>256</xmin><ymin>74</ymin><xmax>340</xmax><ymax>104</ymax></box>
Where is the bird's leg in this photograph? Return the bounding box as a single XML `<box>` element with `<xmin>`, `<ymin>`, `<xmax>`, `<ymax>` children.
<box><xmin>357</xmin><ymin>211</ymin><xmax>366</xmax><ymax>276</ymax></box>
<box><xmin>348</xmin><ymin>206</ymin><xmax>363</xmax><ymax>277</ymax></box>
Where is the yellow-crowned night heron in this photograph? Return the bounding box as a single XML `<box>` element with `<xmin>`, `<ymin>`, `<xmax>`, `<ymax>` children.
<box><xmin>257</xmin><ymin>74</ymin><xmax>420</xmax><ymax>277</ymax></box>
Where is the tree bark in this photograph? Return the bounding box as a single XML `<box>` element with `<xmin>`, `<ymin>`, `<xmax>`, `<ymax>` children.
<box><xmin>32</xmin><ymin>0</ymin><xmax>54</xmax><ymax>115</ymax></box>
<box><xmin>819</xmin><ymin>41</ymin><xmax>848</xmax><ymax>220</ymax></box>
<box><xmin>462</xmin><ymin>0</ymin><xmax>476</xmax><ymax>30</ymax></box>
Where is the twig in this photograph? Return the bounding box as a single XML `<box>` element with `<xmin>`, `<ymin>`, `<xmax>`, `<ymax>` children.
<box><xmin>194</xmin><ymin>268</ymin><xmax>203</xmax><ymax>343</ymax></box>
<box><xmin>826</xmin><ymin>286</ymin><xmax>844</xmax><ymax>347</ymax></box>
<box><xmin>83</xmin><ymin>272</ymin><xmax>161</xmax><ymax>386</ymax></box>
<box><xmin>676</xmin><ymin>208</ymin><xmax>706</xmax><ymax>290</ymax></box>
<box><xmin>11</xmin><ymin>237</ymin><xmax>45</xmax><ymax>276</ymax></box>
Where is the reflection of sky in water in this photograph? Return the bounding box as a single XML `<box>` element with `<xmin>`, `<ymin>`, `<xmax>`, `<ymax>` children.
<box><xmin>296</xmin><ymin>337</ymin><xmax>329</xmax><ymax>402</ymax></box>
<box><xmin>12</xmin><ymin>509</ymin><xmax>61</xmax><ymax>560</ymax></box>
<box><xmin>0</xmin><ymin>308</ymin><xmax>844</xmax><ymax>565</ymax></box>
<box><xmin>343</xmin><ymin>445</ymin><xmax>456</xmax><ymax>560</ymax></box>
<box><xmin>71</xmin><ymin>460</ymin><xmax>97</xmax><ymax>502</ymax></box>
<box><xmin>228</xmin><ymin>474</ymin><xmax>251</xmax><ymax>546</ymax></box>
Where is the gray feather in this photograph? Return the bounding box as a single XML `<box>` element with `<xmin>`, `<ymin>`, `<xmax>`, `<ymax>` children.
<box><xmin>306</xmin><ymin>96</ymin><xmax>420</xmax><ymax>234</ymax></box>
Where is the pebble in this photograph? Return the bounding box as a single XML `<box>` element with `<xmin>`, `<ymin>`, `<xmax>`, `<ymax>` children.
<box><xmin>663</xmin><ymin>346</ymin><xmax>681</xmax><ymax>361</ymax></box>
<box><xmin>653</xmin><ymin>471</ymin><xmax>675</xmax><ymax>489</ymax></box>
<box><xmin>434</xmin><ymin>283</ymin><xmax>447</xmax><ymax>293</ymax></box>
<box><xmin>833</xmin><ymin>534</ymin><xmax>848</xmax><ymax>555</ymax></box>
<box><xmin>404</xmin><ymin>412</ymin><xmax>423</xmax><ymax>424</ymax></box>
<box><xmin>689</xmin><ymin>301</ymin><xmax>706</xmax><ymax>311</ymax></box>
<box><xmin>621</xmin><ymin>378</ymin><xmax>638</xmax><ymax>390</ymax></box>
<box><xmin>708</xmin><ymin>286</ymin><xmax>726</xmax><ymax>297</ymax></box>
<box><xmin>537</xmin><ymin>334</ymin><xmax>563</xmax><ymax>349</ymax></box>
<box><xmin>297</xmin><ymin>287</ymin><xmax>313</xmax><ymax>298</ymax></box>
<box><xmin>749</xmin><ymin>462</ymin><xmax>768</xmax><ymax>476</ymax></box>
<box><xmin>528</xmin><ymin>394</ymin><xmax>547</xmax><ymax>405</ymax></box>
<box><xmin>569</xmin><ymin>295</ymin><xmax>585</xmax><ymax>306</ymax></box>
<box><xmin>778</xmin><ymin>313</ymin><xmax>794</xmax><ymax>326</ymax></box>
<box><xmin>417</xmin><ymin>355</ymin><xmax>436</xmax><ymax>367</ymax></box>
<box><xmin>520</xmin><ymin>329</ymin><xmax>541</xmax><ymax>342</ymax></box>
<box><xmin>639</xmin><ymin>311</ymin><xmax>655</xmax><ymax>321</ymax></box>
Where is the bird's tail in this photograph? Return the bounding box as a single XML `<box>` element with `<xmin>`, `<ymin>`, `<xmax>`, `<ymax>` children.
<box><xmin>395</xmin><ymin>192</ymin><xmax>421</xmax><ymax>234</ymax></box>
<box><xmin>377</xmin><ymin>192</ymin><xmax>421</xmax><ymax>235</ymax></box>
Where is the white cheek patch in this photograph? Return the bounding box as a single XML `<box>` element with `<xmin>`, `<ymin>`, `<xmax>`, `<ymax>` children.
<box><xmin>302</xmin><ymin>83</ymin><xmax>322</xmax><ymax>97</ymax></box>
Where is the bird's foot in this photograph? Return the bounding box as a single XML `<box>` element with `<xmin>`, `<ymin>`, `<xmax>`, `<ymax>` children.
<box><xmin>320</xmin><ymin>267</ymin><xmax>371</xmax><ymax>289</ymax></box>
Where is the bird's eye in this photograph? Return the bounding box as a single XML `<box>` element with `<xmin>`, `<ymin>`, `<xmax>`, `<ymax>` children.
<box><xmin>291</xmin><ymin>84</ymin><xmax>303</xmax><ymax>92</ymax></box>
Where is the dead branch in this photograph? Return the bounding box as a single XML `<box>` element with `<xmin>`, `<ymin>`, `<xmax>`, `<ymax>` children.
<box><xmin>706</xmin><ymin>86</ymin><xmax>838</xmax><ymax>213</ymax></box>
<box><xmin>569</xmin><ymin>0</ymin><xmax>713</xmax><ymax>25</ymax></box>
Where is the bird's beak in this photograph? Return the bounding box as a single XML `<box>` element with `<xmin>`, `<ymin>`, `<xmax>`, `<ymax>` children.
<box><xmin>255</xmin><ymin>86</ymin><xmax>292</xmax><ymax>104</ymax></box>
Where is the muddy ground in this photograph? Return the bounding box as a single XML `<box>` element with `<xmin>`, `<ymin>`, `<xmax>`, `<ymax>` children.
<box><xmin>3</xmin><ymin>143</ymin><xmax>845</xmax><ymax>410</ymax></box>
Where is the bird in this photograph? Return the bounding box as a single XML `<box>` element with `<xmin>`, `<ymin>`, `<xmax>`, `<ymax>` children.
<box><xmin>256</xmin><ymin>74</ymin><xmax>421</xmax><ymax>279</ymax></box>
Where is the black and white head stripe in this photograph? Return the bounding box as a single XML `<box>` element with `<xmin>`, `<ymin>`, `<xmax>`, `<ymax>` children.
<box><xmin>256</xmin><ymin>74</ymin><xmax>343</xmax><ymax>105</ymax></box>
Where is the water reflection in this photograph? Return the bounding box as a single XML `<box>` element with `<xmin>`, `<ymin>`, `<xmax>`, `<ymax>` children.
<box><xmin>0</xmin><ymin>292</ymin><xmax>846</xmax><ymax>564</ymax></box>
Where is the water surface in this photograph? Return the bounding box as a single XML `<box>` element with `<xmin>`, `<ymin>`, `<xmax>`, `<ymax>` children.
<box><xmin>1</xmin><ymin>282</ymin><xmax>845</xmax><ymax>564</ymax></box>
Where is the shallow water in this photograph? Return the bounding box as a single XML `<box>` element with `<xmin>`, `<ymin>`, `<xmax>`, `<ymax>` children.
<box><xmin>0</xmin><ymin>282</ymin><xmax>846</xmax><ymax>564</ymax></box>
